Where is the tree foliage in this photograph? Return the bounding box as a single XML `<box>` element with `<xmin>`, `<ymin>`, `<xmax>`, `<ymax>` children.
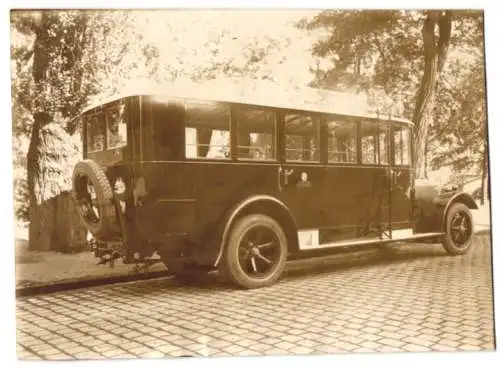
<box><xmin>300</xmin><ymin>9</ymin><xmax>485</xmax><ymax>179</ymax></box>
<box><xmin>11</xmin><ymin>10</ymin><xmax>317</xmax><ymax>246</ymax></box>
<box><xmin>430</xmin><ymin>53</ymin><xmax>487</xmax><ymax>173</ymax></box>
<box><xmin>11</xmin><ymin>9</ymin><xmax>164</xmax><ymax>249</ymax></box>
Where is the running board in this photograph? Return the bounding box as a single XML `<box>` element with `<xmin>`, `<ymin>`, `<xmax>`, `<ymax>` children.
<box><xmin>302</xmin><ymin>232</ymin><xmax>444</xmax><ymax>251</ymax></box>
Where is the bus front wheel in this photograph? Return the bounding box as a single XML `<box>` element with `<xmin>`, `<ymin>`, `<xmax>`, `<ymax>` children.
<box><xmin>221</xmin><ymin>214</ymin><xmax>287</xmax><ymax>289</ymax></box>
<box><xmin>442</xmin><ymin>202</ymin><xmax>474</xmax><ymax>255</ymax></box>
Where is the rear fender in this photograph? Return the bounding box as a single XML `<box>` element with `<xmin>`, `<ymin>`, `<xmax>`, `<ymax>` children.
<box><xmin>212</xmin><ymin>195</ymin><xmax>299</xmax><ymax>267</ymax></box>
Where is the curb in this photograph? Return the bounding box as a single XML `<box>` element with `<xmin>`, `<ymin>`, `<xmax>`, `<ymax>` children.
<box><xmin>475</xmin><ymin>228</ymin><xmax>491</xmax><ymax>236</ymax></box>
<box><xmin>16</xmin><ymin>271</ymin><xmax>172</xmax><ymax>298</ymax></box>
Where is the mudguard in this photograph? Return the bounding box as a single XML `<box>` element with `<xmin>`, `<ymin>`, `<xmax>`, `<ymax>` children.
<box><xmin>413</xmin><ymin>180</ymin><xmax>478</xmax><ymax>233</ymax></box>
<box><xmin>195</xmin><ymin>195</ymin><xmax>298</xmax><ymax>268</ymax></box>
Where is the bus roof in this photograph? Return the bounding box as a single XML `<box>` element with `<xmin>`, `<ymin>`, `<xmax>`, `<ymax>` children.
<box><xmin>81</xmin><ymin>79</ymin><xmax>413</xmax><ymax>126</ymax></box>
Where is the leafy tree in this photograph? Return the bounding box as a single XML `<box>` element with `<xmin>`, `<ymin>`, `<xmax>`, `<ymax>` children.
<box><xmin>12</xmin><ymin>10</ymin><xmax>93</xmax><ymax>251</ymax></box>
<box><xmin>430</xmin><ymin>53</ymin><xmax>488</xmax><ymax>201</ymax></box>
<box><xmin>300</xmin><ymin>9</ymin><xmax>484</xmax><ymax>179</ymax></box>
<box><xmin>12</xmin><ymin>9</ymin><xmax>316</xmax><ymax>251</ymax></box>
<box><xmin>11</xmin><ymin>10</ymin><xmax>161</xmax><ymax>251</ymax></box>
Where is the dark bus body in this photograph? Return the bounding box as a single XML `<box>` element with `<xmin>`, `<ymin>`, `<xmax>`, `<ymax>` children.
<box><xmin>72</xmin><ymin>89</ymin><xmax>477</xmax><ymax>288</ymax></box>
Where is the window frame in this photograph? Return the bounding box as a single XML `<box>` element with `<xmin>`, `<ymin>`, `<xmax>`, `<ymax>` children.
<box><xmin>85</xmin><ymin>111</ymin><xmax>106</xmax><ymax>154</ymax></box>
<box><xmin>183</xmin><ymin>99</ymin><xmax>232</xmax><ymax>161</ymax></box>
<box><xmin>324</xmin><ymin>115</ymin><xmax>359</xmax><ymax>165</ymax></box>
<box><xmin>281</xmin><ymin>111</ymin><xmax>322</xmax><ymax>164</ymax></box>
<box><xmin>230</xmin><ymin>104</ymin><xmax>278</xmax><ymax>162</ymax></box>
<box><xmin>392</xmin><ymin>123</ymin><xmax>412</xmax><ymax>167</ymax></box>
<box><xmin>359</xmin><ymin>119</ymin><xmax>393</xmax><ymax>167</ymax></box>
<box><xmin>176</xmin><ymin>99</ymin><xmax>415</xmax><ymax>167</ymax></box>
<box><xmin>105</xmin><ymin>105</ymin><xmax>127</xmax><ymax>150</ymax></box>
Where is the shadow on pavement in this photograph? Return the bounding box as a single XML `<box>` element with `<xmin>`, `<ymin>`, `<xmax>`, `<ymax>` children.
<box><xmin>158</xmin><ymin>242</ymin><xmax>456</xmax><ymax>291</ymax></box>
<box><xmin>18</xmin><ymin>236</ymin><xmax>489</xmax><ymax>296</ymax></box>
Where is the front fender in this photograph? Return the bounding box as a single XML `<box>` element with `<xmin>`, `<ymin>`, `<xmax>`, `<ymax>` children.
<box><xmin>414</xmin><ymin>182</ymin><xmax>478</xmax><ymax>233</ymax></box>
<box><xmin>435</xmin><ymin>192</ymin><xmax>478</xmax><ymax>230</ymax></box>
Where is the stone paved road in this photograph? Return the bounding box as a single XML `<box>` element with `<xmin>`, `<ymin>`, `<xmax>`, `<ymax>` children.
<box><xmin>16</xmin><ymin>235</ymin><xmax>495</xmax><ymax>360</ymax></box>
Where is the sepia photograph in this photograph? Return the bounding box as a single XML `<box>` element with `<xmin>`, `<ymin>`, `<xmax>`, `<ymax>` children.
<box><xmin>7</xmin><ymin>3</ymin><xmax>496</xmax><ymax>364</ymax></box>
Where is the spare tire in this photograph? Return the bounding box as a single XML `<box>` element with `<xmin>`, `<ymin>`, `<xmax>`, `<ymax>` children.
<box><xmin>72</xmin><ymin>159</ymin><xmax>117</xmax><ymax>238</ymax></box>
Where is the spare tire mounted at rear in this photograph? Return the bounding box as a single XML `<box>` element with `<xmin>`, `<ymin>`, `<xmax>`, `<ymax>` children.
<box><xmin>72</xmin><ymin>159</ymin><xmax>118</xmax><ymax>238</ymax></box>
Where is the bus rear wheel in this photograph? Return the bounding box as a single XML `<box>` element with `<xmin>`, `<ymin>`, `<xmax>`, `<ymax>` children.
<box><xmin>221</xmin><ymin>214</ymin><xmax>287</xmax><ymax>289</ymax></box>
<box><xmin>442</xmin><ymin>202</ymin><xmax>474</xmax><ymax>255</ymax></box>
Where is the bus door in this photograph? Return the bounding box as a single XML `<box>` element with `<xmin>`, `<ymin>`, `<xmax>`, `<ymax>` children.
<box><xmin>277</xmin><ymin>113</ymin><xmax>325</xmax><ymax>232</ymax></box>
<box><xmin>389</xmin><ymin>124</ymin><xmax>414</xmax><ymax>236</ymax></box>
<box><xmin>360</xmin><ymin>120</ymin><xmax>392</xmax><ymax>240</ymax></box>
<box><xmin>322</xmin><ymin>117</ymin><xmax>365</xmax><ymax>243</ymax></box>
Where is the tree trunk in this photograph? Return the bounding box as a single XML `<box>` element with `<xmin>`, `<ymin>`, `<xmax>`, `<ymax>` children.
<box><xmin>412</xmin><ymin>11</ymin><xmax>452</xmax><ymax>179</ymax></box>
<box><xmin>27</xmin><ymin>12</ymin><xmax>87</xmax><ymax>252</ymax></box>
<box><xmin>27</xmin><ymin>120</ymin><xmax>88</xmax><ymax>252</ymax></box>
<box><xmin>27</xmin><ymin>12</ymin><xmax>51</xmax><ymax>251</ymax></box>
<box><xmin>423</xmin><ymin>140</ymin><xmax>429</xmax><ymax>179</ymax></box>
<box><xmin>27</xmin><ymin>114</ymin><xmax>50</xmax><ymax>251</ymax></box>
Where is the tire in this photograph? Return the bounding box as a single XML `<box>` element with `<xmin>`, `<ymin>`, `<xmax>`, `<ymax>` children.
<box><xmin>442</xmin><ymin>202</ymin><xmax>474</xmax><ymax>255</ymax></box>
<box><xmin>221</xmin><ymin>214</ymin><xmax>287</xmax><ymax>289</ymax></box>
<box><xmin>72</xmin><ymin>159</ymin><xmax>117</xmax><ymax>238</ymax></box>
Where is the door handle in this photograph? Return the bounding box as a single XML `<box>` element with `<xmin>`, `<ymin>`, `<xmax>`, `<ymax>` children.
<box><xmin>278</xmin><ymin>166</ymin><xmax>283</xmax><ymax>191</ymax></box>
<box><xmin>393</xmin><ymin>170</ymin><xmax>401</xmax><ymax>186</ymax></box>
<box><xmin>278</xmin><ymin>167</ymin><xmax>294</xmax><ymax>191</ymax></box>
<box><xmin>284</xmin><ymin>169</ymin><xmax>294</xmax><ymax>185</ymax></box>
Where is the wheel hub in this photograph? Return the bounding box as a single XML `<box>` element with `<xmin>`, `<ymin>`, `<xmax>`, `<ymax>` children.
<box><xmin>250</xmin><ymin>246</ymin><xmax>260</xmax><ymax>256</ymax></box>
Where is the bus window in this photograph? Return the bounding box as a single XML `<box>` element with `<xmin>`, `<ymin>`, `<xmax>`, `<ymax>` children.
<box><xmin>361</xmin><ymin>134</ymin><xmax>376</xmax><ymax>164</ymax></box>
<box><xmin>393</xmin><ymin>126</ymin><xmax>411</xmax><ymax>165</ymax></box>
<box><xmin>284</xmin><ymin>114</ymin><xmax>320</xmax><ymax>162</ymax></box>
<box><xmin>185</xmin><ymin>100</ymin><xmax>230</xmax><ymax>159</ymax></box>
<box><xmin>233</xmin><ymin>107</ymin><xmax>276</xmax><ymax>161</ymax></box>
<box><xmin>378</xmin><ymin>122</ymin><xmax>390</xmax><ymax>165</ymax></box>
<box><xmin>106</xmin><ymin>105</ymin><xmax>127</xmax><ymax>149</ymax></box>
<box><xmin>326</xmin><ymin>119</ymin><xmax>357</xmax><ymax>163</ymax></box>
<box><xmin>87</xmin><ymin>113</ymin><xmax>105</xmax><ymax>153</ymax></box>
<box><xmin>360</xmin><ymin>121</ymin><xmax>390</xmax><ymax>165</ymax></box>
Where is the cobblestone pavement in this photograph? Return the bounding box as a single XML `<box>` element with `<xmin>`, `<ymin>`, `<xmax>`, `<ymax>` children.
<box><xmin>16</xmin><ymin>235</ymin><xmax>495</xmax><ymax>360</ymax></box>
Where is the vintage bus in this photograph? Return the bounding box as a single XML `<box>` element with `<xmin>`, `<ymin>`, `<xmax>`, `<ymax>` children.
<box><xmin>72</xmin><ymin>83</ymin><xmax>477</xmax><ymax>289</ymax></box>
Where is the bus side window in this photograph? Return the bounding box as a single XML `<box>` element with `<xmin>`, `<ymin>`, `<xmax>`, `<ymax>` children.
<box><xmin>185</xmin><ymin>100</ymin><xmax>230</xmax><ymax>159</ymax></box>
<box><xmin>378</xmin><ymin>122</ymin><xmax>390</xmax><ymax>165</ymax></box>
<box><xmin>360</xmin><ymin>120</ymin><xmax>390</xmax><ymax>165</ymax></box>
<box><xmin>393</xmin><ymin>126</ymin><xmax>411</xmax><ymax>165</ymax></box>
<box><xmin>284</xmin><ymin>114</ymin><xmax>320</xmax><ymax>162</ymax></box>
<box><xmin>361</xmin><ymin>134</ymin><xmax>377</xmax><ymax>164</ymax></box>
<box><xmin>234</xmin><ymin>107</ymin><xmax>276</xmax><ymax>161</ymax></box>
<box><xmin>326</xmin><ymin>119</ymin><xmax>357</xmax><ymax>163</ymax></box>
